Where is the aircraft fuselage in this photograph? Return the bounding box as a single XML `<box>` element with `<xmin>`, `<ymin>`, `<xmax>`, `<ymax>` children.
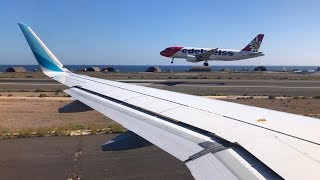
<box><xmin>169</xmin><ymin>47</ymin><xmax>264</xmax><ymax>61</ymax></box>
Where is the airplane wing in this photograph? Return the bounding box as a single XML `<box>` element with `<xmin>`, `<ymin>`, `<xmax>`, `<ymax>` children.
<box><xmin>18</xmin><ymin>23</ymin><xmax>320</xmax><ymax>180</ymax></box>
<box><xmin>195</xmin><ymin>48</ymin><xmax>218</xmax><ymax>61</ymax></box>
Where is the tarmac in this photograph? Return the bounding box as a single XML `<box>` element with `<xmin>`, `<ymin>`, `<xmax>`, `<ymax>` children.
<box><xmin>0</xmin><ymin>134</ymin><xmax>192</xmax><ymax>180</ymax></box>
<box><xmin>1</xmin><ymin>78</ymin><xmax>320</xmax><ymax>96</ymax></box>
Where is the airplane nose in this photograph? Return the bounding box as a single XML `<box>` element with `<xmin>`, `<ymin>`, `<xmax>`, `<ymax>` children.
<box><xmin>160</xmin><ymin>50</ymin><xmax>166</xmax><ymax>56</ymax></box>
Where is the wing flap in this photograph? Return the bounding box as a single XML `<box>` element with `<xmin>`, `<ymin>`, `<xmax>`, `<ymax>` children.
<box><xmin>186</xmin><ymin>153</ymin><xmax>237</xmax><ymax>180</ymax></box>
<box><xmin>238</xmin><ymin>133</ymin><xmax>320</xmax><ymax>179</ymax></box>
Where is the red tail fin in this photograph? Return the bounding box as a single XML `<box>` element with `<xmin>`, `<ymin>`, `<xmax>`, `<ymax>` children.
<box><xmin>242</xmin><ymin>34</ymin><xmax>264</xmax><ymax>52</ymax></box>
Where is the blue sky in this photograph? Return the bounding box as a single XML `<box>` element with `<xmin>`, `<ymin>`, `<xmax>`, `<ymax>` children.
<box><xmin>0</xmin><ymin>0</ymin><xmax>320</xmax><ymax>65</ymax></box>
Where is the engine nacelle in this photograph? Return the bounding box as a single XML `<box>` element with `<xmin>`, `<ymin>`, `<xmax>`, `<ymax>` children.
<box><xmin>186</xmin><ymin>55</ymin><xmax>198</xmax><ymax>62</ymax></box>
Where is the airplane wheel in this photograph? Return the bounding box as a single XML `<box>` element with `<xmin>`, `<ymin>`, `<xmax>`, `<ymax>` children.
<box><xmin>204</xmin><ymin>62</ymin><xmax>209</xmax><ymax>66</ymax></box>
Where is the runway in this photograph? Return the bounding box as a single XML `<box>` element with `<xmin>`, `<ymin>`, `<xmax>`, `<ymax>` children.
<box><xmin>121</xmin><ymin>79</ymin><xmax>320</xmax><ymax>87</ymax></box>
<box><xmin>0</xmin><ymin>134</ymin><xmax>192</xmax><ymax>180</ymax></box>
<box><xmin>140</xmin><ymin>79</ymin><xmax>320</xmax><ymax>96</ymax></box>
<box><xmin>121</xmin><ymin>79</ymin><xmax>320</xmax><ymax>96</ymax></box>
<box><xmin>1</xmin><ymin>78</ymin><xmax>320</xmax><ymax>96</ymax></box>
<box><xmin>0</xmin><ymin>79</ymin><xmax>64</xmax><ymax>91</ymax></box>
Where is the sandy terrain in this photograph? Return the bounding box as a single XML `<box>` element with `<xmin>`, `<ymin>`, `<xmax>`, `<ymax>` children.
<box><xmin>1</xmin><ymin>71</ymin><xmax>320</xmax><ymax>80</ymax></box>
<box><xmin>0</xmin><ymin>92</ymin><xmax>319</xmax><ymax>136</ymax></box>
<box><xmin>0</xmin><ymin>98</ymin><xmax>120</xmax><ymax>134</ymax></box>
<box><xmin>226</xmin><ymin>98</ymin><xmax>320</xmax><ymax>117</ymax></box>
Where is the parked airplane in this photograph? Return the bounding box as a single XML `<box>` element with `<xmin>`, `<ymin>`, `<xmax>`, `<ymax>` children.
<box><xmin>160</xmin><ymin>34</ymin><xmax>264</xmax><ymax>66</ymax></box>
<box><xmin>18</xmin><ymin>23</ymin><xmax>320</xmax><ymax>180</ymax></box>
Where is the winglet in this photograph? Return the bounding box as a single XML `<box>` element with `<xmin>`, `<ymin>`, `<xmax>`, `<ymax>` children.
<box><xmin>242</xmin><ymin>34</ymin><xmax>264</xmax><ymax>52</ymax></box>
<box><xmin>18</xmin><ymin>23</ymin><xmax>68</xmax><ymax>74</ymax></box>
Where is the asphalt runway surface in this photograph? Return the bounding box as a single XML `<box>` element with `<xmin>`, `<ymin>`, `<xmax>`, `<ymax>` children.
<box><xmin>1</xmin><ymin>78</ymin><xmax>320</xmax><ymax>96</ymax></box>
<box><xmin>136</xmin><ymin>79</ymin><xmax>320</xmax><ymax>96</ymax></box>
<box><xmin>0</xmin><ymin>134</ymin><xmax>192</xmax><ymax>180</ymax></box>
<box><xmin>0</xmin><ymin>79</ymin><xmax>64</xmax><ymax>91</ymax></box>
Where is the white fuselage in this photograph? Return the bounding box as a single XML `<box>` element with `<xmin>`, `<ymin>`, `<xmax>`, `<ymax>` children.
<box><xmin>172</xmin><ymin>47</ymin><xmax>264</xmax><ymax>62</ymax></box>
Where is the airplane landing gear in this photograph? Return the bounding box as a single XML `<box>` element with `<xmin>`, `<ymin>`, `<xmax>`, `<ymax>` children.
<box><xmin>204</xmin><ymin>61</ymin><xmax>209</xmax><ymax>66</ymax></box>
<box><xmin>171</xmin><ymin>58</ymin><xmax>174</xmax><ymax>64</ymax></box>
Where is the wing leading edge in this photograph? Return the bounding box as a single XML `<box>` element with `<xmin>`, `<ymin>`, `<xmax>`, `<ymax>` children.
<box><xmin>18</xmin><ymin>23</ymin><xmax>320</xmax><ymax>180</ymax></box>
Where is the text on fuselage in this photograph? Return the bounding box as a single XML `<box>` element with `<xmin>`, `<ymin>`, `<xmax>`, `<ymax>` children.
<box><xmin>181</xmin><ymin>49</ymin><xmax>234</xmax><ymax>56</ymax></box>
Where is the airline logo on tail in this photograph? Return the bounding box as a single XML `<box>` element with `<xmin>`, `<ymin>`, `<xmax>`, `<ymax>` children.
<box><xmin>242</xmin><ymin>34</ymin><xmax>264</xmax><ymax>52</ymax></box>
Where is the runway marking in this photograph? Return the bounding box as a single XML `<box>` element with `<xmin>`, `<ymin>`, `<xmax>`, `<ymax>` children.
<box><xmin>148</xmin><ymin>84</ymin><xmax>320</xmax><ymax>89</ymax></box>
<box><xmin>0</xmin><ymin>82</ymin><xmax>62</xmax><ymax>85</ymax></box>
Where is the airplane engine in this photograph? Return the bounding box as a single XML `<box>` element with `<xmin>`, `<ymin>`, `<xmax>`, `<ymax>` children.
<box><xmin>186</xmin><ymin>55</ymin><xmax>198</xmax><ymax>62</ymax></box>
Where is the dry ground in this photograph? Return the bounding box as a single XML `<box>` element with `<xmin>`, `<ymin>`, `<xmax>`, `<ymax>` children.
<box><xmin>0</xmin><ymin>92</ymin><xmax>319</xmax><ymax>137</ymax></box>
<box><xmin>1</xmin><ymin>71</ymin><xmax>320</xmax><ymax>80</ymax></box>
<box><xmin>0</xmin><ymin>97</ymin><xmax>123</xmax><ymax>135</ymax></box>
<box><xmin>226</xmin><ymin>98</ymin><xmax>320</xmax><ymax>117</ymax></box>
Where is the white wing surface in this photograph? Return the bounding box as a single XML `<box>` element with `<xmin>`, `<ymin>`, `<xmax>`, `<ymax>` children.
<box><xmin>18</xmin><ymin>23</ymin><xmax>320</xmax><ymax>180</ymax></box>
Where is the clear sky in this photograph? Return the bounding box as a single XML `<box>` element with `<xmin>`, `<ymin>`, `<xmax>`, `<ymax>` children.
<box><xmin>0</xmin><ymin>0</ymin><xmax>320</xmax><ymax>66</ymax></box>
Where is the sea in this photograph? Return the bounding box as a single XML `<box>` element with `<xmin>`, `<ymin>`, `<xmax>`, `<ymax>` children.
<box><xmin>0</xmin><ymin>65</ymin><xmax>319</xmax><ymax>72</ymax></box>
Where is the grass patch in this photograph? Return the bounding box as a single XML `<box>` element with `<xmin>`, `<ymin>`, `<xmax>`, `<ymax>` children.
<box><xmin>107</xmin><ymin>124</ymin><xmax>126</xmax><ymax>133</ymax></box>
<box><xmin>74</xmin><ymin>124</ymin><xmax>86</xmax><ymax>130</ymax></box>
<box><xmin>0</xmin><ymin>123</ymin><xmax>126</xmax><ymax>139</ymax></box>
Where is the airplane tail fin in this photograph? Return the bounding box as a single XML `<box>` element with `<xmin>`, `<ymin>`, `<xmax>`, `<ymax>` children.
<box><xmin>241</xmin><ymin>34</ymin><xmax>264</xmax><ymax>52</ymax></box>
<box><xmin>18</xmin><ymin>23</ymin><xmax>68</xmax><ymax>74</ymax></box>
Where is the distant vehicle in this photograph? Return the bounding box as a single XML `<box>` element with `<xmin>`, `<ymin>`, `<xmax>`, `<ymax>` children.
<box><xmin>293</xmin><ymin>69</ymin><xmax>316</xmax><ymax>74</ymax></box>
<box><xmin>160</xmin><ymin>34</ymin><xmax>265</xmax><ymax>66</ymax></box>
